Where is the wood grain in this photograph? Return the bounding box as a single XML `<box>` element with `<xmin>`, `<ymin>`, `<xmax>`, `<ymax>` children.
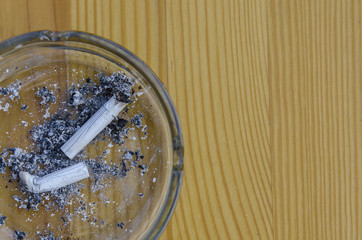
<box><xmin>268</xmin><ymin>0</ymin><xmax>361</xmax><ymax>239</ymax></box>
<box><xmin>0</xmin><ymin>0</ymin><xmax>360</xmax><ymax>239</ymax></box>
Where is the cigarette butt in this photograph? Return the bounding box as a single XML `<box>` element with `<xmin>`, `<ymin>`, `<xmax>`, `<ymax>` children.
<box><xmin>19</xmin><ymin>162</ymin><xmax>90</xmax><ymax>193</ymax></box>
<box><xmin>61</xmin><ymin>96</ymin><xmax>127</xmax><ymax>159</ymax></box>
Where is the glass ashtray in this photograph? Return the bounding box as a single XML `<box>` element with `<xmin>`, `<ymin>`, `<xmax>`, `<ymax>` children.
<box><xmin>0</xmin><ymin>31</ymin><xmax>183</xmax><ymax>240</ymax></box>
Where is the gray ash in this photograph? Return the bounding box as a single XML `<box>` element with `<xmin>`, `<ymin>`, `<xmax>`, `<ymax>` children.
<box><xmin>0</xmin><ymin>81</ymin><xmax>23</xmax><ymax>112</ymax></box>
<box><xmin>0</xmin><ymin>81</ymin><xmax>22</xmax><ymax>100</ymax></box>
<box><xmin>21</xmin><ymin>105</ymin><xmax>28</xmax><ymax>111</ymax></box>
<box><xmin>107</xmin><ymin>119</ymin><xmax>129</xmax><ymax>144</ymax></box>
<box><xmin>36</xmin><ymin>87</ymin><xmax>56</xmax><ymax>106</ymax></box>
<box><xmin>0</xmin><ymin>215</ymin><xmax>7</xmax><ymax>225</ymax></box>
<box><xmin>38</xmin><ymin>230</ymin><xmax>57</xmax><ymax>240</ymax></box>
<box><xmin>0</xmin><ymin>87</ymin><xmax>9</xmax><ymax>95</ymax></box>
<box><xmin>30</xmin><ymin>114</ymin><xmax>77</xmax><ymax>156</ymax></box>
<box><xmin>98</xmin><ymin>73</ymin><xmax>133</xmax><ymax>103</ymax></box>
<box><xmin>131</xmin><ymin>113</ymin><xmax>148</xmax><ymax>139</ymax></box>
<box><xmin>117</xmin><ymin>222</ymin><xmax>124</xmax><ymax>229</ymax></box>
<box><xmin>131</xmin><ymin>113</ymin><xmax>144</xmax><ymax>129</ymax></box>
<box><xmin>123</xmin><ymin>150</ymin><xmax>134</xmax><ymax>161</ymax></box>
<box><xmin>51</xmin><ymin>184</ymin><xmax>83</xmax><ymax>209</ymax></box>
<box><xmin>0</xmin><ymin>157</ymin><xmax>6</xmax><ymax>173</ymax></box>
<box><xmin>15</xmin><ymin>230</ymin><xmax>26</xmax><ymax>240</ymax></box>
<box><xmin>12</xmin><ymin>192</ymin><xmax>42</xmax><ymax>211</ymax></box>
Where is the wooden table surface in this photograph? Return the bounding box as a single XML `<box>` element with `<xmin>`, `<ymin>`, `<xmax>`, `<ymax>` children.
<box><xmin>0</xmin><ymin>0</ymin><xmax>361</xmax><ymax>239</ymax></box>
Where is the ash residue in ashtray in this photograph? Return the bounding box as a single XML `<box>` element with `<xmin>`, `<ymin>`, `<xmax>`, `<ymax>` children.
<box><xmin>14</xmin><ymin>230</ymin><xmax>26</xmax><ymax>240</ymax></box>
<box><xmin>0</xmin><ymin>72</ymin><xmax>149</xmax><ymax>238</ymax></box>
<box><xmin>0</xmin><ymin>81</ymin><xmax>22</xmax><ymax>112</ymax></box>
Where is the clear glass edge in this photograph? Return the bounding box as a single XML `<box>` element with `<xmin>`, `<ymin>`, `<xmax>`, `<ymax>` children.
<box><xmin>0</xmin><ymin>30</ymin><xmax>184</xmax><ymax>240</ymax></box>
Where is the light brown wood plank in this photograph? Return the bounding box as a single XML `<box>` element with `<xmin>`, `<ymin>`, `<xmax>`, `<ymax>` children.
<box><xmin>268</xmin><ymin>0</ymin><xmax>361</xmax><ymax>239</ymax></box>
<box><xmin>164</xmin><ymin>0</ymin><xmax>271</xmax><ymax>238</ymax></box>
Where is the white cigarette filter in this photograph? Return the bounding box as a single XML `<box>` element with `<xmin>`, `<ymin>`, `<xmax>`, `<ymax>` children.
<box><xmin>61</xmin><ymin>96</ymin><xmax>127</xmax><ymax>159</ymax></box>
<box><xmin>19</xmin><ymin>162</ymin><xmax>90</xmax><ymax>193</ymax></box>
